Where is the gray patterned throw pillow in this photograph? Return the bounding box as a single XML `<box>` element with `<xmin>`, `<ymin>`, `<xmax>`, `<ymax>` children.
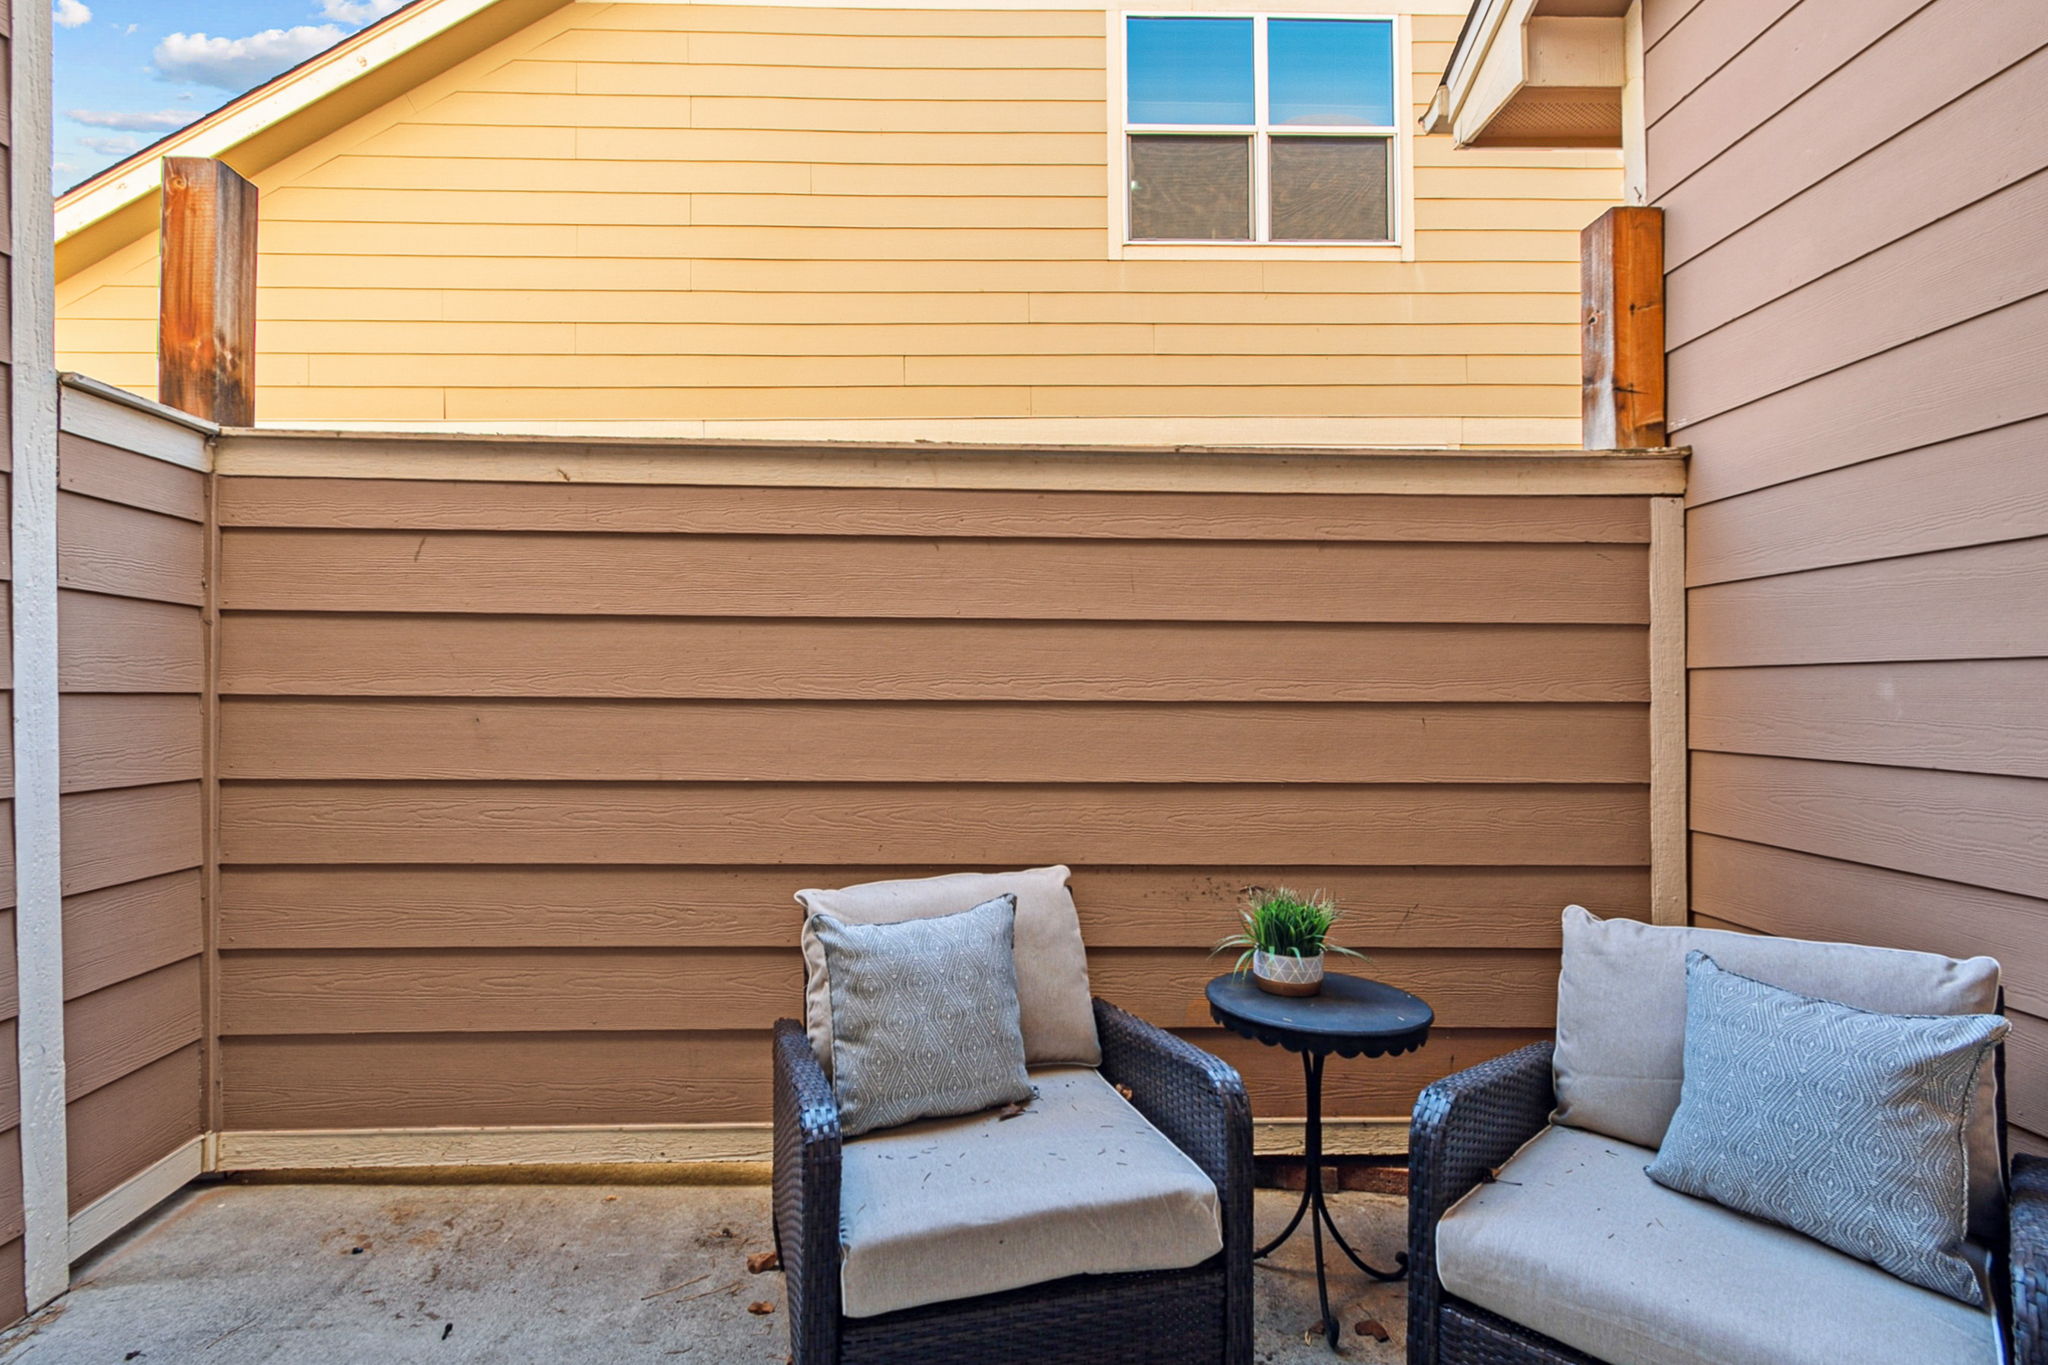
<box><xmin>810</xmin><ymin>894</ymin><xmax>1034</xmax><ymax>1138</ymax></box>
<box><xmin>1645</xmin><ymin>952</ymin><xmax>2007</xmax><ymax>1305</ymax></box>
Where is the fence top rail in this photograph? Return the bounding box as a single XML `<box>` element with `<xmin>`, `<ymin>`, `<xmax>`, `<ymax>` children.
<box><xmin>211</xmin><ymin>427</ymin><xmax>1688</xmax><ymax>496</ymax></box>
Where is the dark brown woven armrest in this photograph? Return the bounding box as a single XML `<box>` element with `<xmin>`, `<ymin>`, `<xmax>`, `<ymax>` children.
<box><xmin>2014</xmin><ymin>1154</ymin><xmax>2048</xmax><ymax>1365</ymax></box>
<box><xmin>1092</xmin><ymin>997</ymin><xmax>1254</xmax><ymax>1365</ymax></box>
<box><xmin>1407</xmin><ymin>1040</ymin><xmax>1556</xmax><ymax>1365</ymax></box>
<box><xmin>773</xmin><ymin>1018</ymin><xmax>843</xmax><ymax>1365</ymax></box>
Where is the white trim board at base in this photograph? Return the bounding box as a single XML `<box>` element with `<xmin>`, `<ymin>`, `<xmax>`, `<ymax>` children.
<box><xmin>68</xmin><ymin>1138</ymin><xmax>207</xmax><ymax>1265</ymax></box>
<box><xmin>216</xmin><ymin>1119</ymin><xmax>1412</xmax><ymax>1173</ymax></box>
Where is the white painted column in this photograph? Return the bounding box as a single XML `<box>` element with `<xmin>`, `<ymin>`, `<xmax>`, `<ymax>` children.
<box><xmin>11</xmin><ymin>0</ymin><xmax>71</xmax><ymax>1311</ymax></box>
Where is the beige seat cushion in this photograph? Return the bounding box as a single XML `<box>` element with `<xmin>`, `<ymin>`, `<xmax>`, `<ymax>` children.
<box><xmin>798</xmin><ymin>866</ymin><xmax>1100</xmax><ymax>1071</ymax></box>
<box><xmin>1437</xmin><ymin>1124</ymin><xmax>2000</xmax><ymax>1365</ymax></box>
<box><xmin>837</xmin><ymin>1067</ymin><xmax>1222</xmax><ymax>1318</ymax></box>
<box><xmin>1550</xmin><ymin>905</ymin><xmax>2004</xmax><ymax>1240</ymax></box>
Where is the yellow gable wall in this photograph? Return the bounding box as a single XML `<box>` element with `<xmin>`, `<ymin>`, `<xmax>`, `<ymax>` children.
<box><xmin>56</xmin><ymin>0</ymin><xmax>1622</xmax><ymax>445</ymax></box>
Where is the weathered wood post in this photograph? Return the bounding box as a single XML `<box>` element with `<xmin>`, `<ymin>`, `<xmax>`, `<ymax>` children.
<box><xmin>158</xmin><ymin>157</ymin><xmax>259</xmax><ymax>426</ymax></box>
<box><xmin>1580</xmin><ymin>205</ymin><xmax>1664</xmax><ymax>449</ymax></box>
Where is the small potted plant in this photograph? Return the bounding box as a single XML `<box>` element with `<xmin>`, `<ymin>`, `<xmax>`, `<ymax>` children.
<box><xmin>1215</xmin><ymin>888</ymin><xmax>1363</xmax><ymax>997</ymax></box>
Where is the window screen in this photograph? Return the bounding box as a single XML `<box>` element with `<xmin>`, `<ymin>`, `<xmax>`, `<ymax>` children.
<box><xmin>1269</xmin><ymin>137</ymin><xmax>1390</xmax><ymax>242</ymax></box>
<box><xmin>1123</xmin><ymin>15</ymin><xmax>1397</xmax><ymax>244</ymax></box>
<box><xmin>1129</xmin><ymin>135</ymin><xmax>1252</xmax><ymax>241</ymax></box>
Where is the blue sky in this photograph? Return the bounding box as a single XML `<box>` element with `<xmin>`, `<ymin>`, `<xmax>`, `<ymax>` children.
<box><xmin>52</xmin><ymin>0</ymin><xmax>409</xmax><ymax>191</ymax></box>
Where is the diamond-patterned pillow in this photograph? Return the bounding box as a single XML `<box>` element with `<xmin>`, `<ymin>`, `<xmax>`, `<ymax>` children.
<box><xmin>810</xmin><ymin>894</ymin><xmax>1034</xmax><ymax>1138</ymax></box>
<box><xmin>1645</xmin><ymin>951</ymin><xmax>2007</xmax><ymax>1305</ymax></box>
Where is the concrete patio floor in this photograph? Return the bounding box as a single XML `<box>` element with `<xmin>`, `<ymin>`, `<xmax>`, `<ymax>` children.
<box><xmin>0</xmin><ymin>1174</ymin><xmax>1408</xmax><ymax>1363</ymax></box>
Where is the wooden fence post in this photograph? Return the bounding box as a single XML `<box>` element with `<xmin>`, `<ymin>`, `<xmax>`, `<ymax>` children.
<box><xmin>1581</xmin><ymin>205</ymin><xmax>1664</xmax><ymax>449</ymax></box>
<box><xmin>159</xmin><ymin>157</ymin><xmax>258</xmax><ymax>426</ymax></box>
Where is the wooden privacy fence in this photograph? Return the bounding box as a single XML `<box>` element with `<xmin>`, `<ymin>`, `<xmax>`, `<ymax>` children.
<box><xmin>199</xmin><ymin>433</ymin><xmax>1685</xmax><ymax>1164</ymax></box>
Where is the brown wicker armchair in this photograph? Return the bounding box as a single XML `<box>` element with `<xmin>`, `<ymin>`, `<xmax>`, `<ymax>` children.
<box><xmin>773</xmin><ymin>997</ymin><xmax>1254</xmax><ymax>1365</ymax></box>
<box><xmin>1407</xmin><ymin>1041</ymin><xmax>2048</xmax><ymax>1365</ymax></box>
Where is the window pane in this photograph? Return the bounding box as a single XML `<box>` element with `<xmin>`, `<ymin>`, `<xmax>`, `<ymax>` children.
<box><xmin>1268</xmin><ymin>19</ymin><xmax>1395</xmax><ymax>127</ymax></box>
<box><xmin>1127</xmin><ymin>17</ymin><xmax>1255</xmax><ymax>125</ymax></box>
<box><xmin>1269</xmin><ymin>137</ymin><xmax>1391</xmax><ymax>241</ymax></box>
<box><xmin>1129</xmin><ymin>135</ymin><xmax>1252</xmax><ymax>240</ymax></box>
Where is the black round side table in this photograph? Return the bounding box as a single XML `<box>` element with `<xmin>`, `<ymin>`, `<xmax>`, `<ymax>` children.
<box><xmin>1207</xmin><ymin>971</ymin><xmax>1434</xmax><ymax>1351</ymax></box>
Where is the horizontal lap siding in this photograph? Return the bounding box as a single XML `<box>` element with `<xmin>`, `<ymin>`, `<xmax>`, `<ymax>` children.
<box><xmin>54</xmin><ymin>5</ymin><xmax>1619</xmax><ymax>444</ymax></box>
<box><xmin>214</xmin><ymin>474</ymin><xmax>1655</xmax><ymax>1132</ymax></box>
<box><xmin>54</xmin><ymin>432</ymin><xmax>208</xmax><ymax>1215</ymax></box>
<box><xmin>1651</xmin><ymin>0</ymin><xmax>2048</xmax><ymax>1151</ymax></box>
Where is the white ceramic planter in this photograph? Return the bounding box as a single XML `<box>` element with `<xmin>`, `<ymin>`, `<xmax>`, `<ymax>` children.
<box><xmin>1252</xmin><ymin>950</ymin><xmax>1325</xmax><ymax>997</ymax></box>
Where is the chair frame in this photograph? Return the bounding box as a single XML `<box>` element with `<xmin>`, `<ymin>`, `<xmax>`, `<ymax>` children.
<box><xmin>1406</xmin><ymin>1040</ymin><xmax>2048</xmax><ymax>1365</ymax></box>
<box><xmin>773</xmin><ymin>996</ymin><xmax>1255</xmax><ymax>1365</ymax></box>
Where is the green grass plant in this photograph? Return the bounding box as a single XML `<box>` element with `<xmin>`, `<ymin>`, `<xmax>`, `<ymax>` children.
<box><xmin>1213</xmin><ymin>888</ymin><xmax>1366</xmax><ymax>975</ymax></box>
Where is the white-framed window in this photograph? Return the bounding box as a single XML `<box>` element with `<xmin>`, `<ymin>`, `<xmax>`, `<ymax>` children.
<box><xmin>1121</xmin><ymin>12</ymin><xmax>1399</xmax><ymax>246</ymax></box>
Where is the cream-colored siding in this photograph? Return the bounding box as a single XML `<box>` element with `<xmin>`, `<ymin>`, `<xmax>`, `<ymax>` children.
<box><xmin>56</xmin><ymin>1</ymin><xmax>1622</xmax><ymax>444</ymax></box>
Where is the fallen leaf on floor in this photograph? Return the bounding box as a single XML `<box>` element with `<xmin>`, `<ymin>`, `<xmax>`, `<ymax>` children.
<box><xmin>748</xmin><ymin>1302</ymin><xmax>776</xmax><ymax>1316</ymax></box>
<box><xmin>1114</xmin><ymin>1084</ymin><xmax>1134</xmax><ymax>1100</ymax></box>
<box><xmin>1354</xmin><ymin>1318</ymin><xmax>1391</xmax><ymax>1342</ymax></box>
<box><xmin>997</xmin><ymin>1102</ymin><xmax>1027</xmax><ymax>1120</ymax></box>
<box><xmin>747</xmin><ymin>1251</ymin><xmax>780</xmax><ymax>1274</ymax></box>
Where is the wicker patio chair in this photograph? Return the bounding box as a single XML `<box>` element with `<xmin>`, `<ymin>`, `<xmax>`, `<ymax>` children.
<box><xmin>772</xmin><ymin>996</ymin><xmax>1254</xmax><ymax>1365</ymax></box>
<box><xmin>1407</xmin><ymin>1039</ymin><xmax>2048</xmax><ymax>1365</ymax></box>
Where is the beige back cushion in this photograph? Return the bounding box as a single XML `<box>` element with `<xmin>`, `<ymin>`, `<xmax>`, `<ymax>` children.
<box><xmin>797</xmin><ymin>866</ymin><xmax>1100</xmax><ymax>1071</ymax></box>
<box><xmin>1552</xmin><ymin>905</ymin><xmax>2004</xmax><ymax>1240</ymax></box>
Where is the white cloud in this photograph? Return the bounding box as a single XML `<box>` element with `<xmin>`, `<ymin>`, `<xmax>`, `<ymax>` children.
<box><xmin>65</xmin><ymin>107</ymin><xmax>195</xmax><ymax>131</ymax></box>
<box><xmin>319</xmin><ymin>0</ymin><xmax>409</xmax><ymax>21</ymax></box>
<box><xmin>52</xmin><ymin>0</ymin><xmax>91</xmax><ymax>28</ymax></box>
<box><xmin>153</xmin><ymin>25</ymin><xmax>345</xmax><ymax>90</ymax></box>
<box><xmin>79</xmin><ymin>133</ymin><xmax>143</xmax><ymax>156</ymax></box>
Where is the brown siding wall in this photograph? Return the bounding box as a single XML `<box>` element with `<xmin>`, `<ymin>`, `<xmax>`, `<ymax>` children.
<box><xmin>55</xmin><ymin>428</ymin><xmax>207</xmax><ymax>1207</ymax></box>
<box><xmin>1649</xmin><ymin>0</ymin><xmax>2048</xmax><ymax>1155</ymax></box>
<box><xmin>212</xmin><ymin>468</ymin><xmax>1657</xmax><ymax>1133</ymax></box>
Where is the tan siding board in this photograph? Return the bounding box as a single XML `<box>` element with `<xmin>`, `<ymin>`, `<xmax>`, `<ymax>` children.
<box><xmin>217</xmin><ymin>864</ymin><xmax>1648</xmax><ymax>952</ymax></box>
<box><xmin>64</xmin><ymin>959</ymin><xmax>203</xmax><ymax>1102</ymax></box>
<box><xmin>218</xmin><ymin>615</ymin><xmax>1653</xmax><ymax>703</ymax></box>
<box><xmin>59</xmin><ymin>590</ymin><xmax>204</xmax><ymax>693</ymax></box>
<box><xmin>0</xmin><ymin>803</ymin><xmax>14</xmax><ymax>915</ymax></box>
<box><xmin>0</xmin><ymin>914</ymin><xmax>13</xmax><ymax>1020</ymax></box>
<box><xmin>1690</xmin><ymin>753</ymin><xmax>2047</xmax><ymax>899</ymax></box>
<box><xmin>60</xmin><ymin>693</ymin><xmax>203</xmax><ymax>793</ymax></box>
<box><xmin>217</xmin><ymin>945</ymin><xmax>1563</xmax><ymax>1037</ymax></box>
<box><xmin>1678</xmin><ymin>292</ymin><xmax>2048</xmax><ymax>505</ymax></box>
<box><xmin>1652</xmin><ymin>0</ymin><xmax>2048</xmax><ymax>260</ymax></box>
<box><xmin>56</xmin><ymin>491</ymin><xmax>205</xmax><ymax>607</ymax></box>
<box><xmin>59</xmin><ymin>782</ymin><xmax>204</xmax><ymax>897</ymax></box>
<box><xmin>218</xmin><ymin>532</ymin><xmax>1648</xmax><ymax>623</ymax></box>
<box><xmin>218</xmin><ymin>782</ymin><xmax>1649</xmax><ymax>868</ymax></box>
<box><xmin>1646</xmin><ymin>0</ymin><xmax>1920</xmax><ymax>158</ymax></box>
<box><xmin>1664</xmin><ymin>50</ymin><xmax>2048</xmax><ymax>348</ymax></box>
<box><xmin>1685</xmin><ymin>418</ymin><xmax>2048</xmax><ymax>585</ymax></box>
<box><xmin>1669</xmin><ymin>176</ymin><xmax>2048</xmax><ymax>427</ymax></box>
<box><xmin>66</xmin><ymin>1045</ymin><xmax>203</xmax><ymax>1212</ymax></box>
<box><xmin>1691</xmin><ymin>662</ymin><xmax>2048</xmax><ymax>779</ymax></box>
<box><xmin>0</xmin><ymin>1135</ymin><xmax>20</xmax><ymax>1243</ymax></box>
<box><xmin>1688</xmin><ymin>537</ymin><xmax>2048</xmax><ymax>667</ymax></box>
<box><xmin>2010</xmin><ymin>1012</ymin><xmax>2048</xmax><ymax>1139</ymax></box>
<box><xmin>63</xmin><ymin>871</ymin><xmax>206</xmax><ymax>1003</ymax></box>
<box><xmin>1641</xmin><ymin>0</ymin><xmax>1806</xmax><ymax>125</ymax></box>
<box><xmin>219</xmin><ymin>480</ymin><xmax>1650</xmax><ymax>542</ymax></box>
<box><xmin>57</xmin><ymin>433</ymin><xmax>207</xmax><ymax>522</ymax></box>
<box><xmin>221</xmin><ymin>699</ymin><xmax>1649</xmax><ymax>785</ymax></box>
<box><xmin>1691</xmin><ymin>834</ymin><xmax>2048</xmax><ymax>1016</ymax></box>
<box><xmin>219</xmin><ymin>1026</ymin><xmax>1542</xmax><ymax>1132</ymax></box>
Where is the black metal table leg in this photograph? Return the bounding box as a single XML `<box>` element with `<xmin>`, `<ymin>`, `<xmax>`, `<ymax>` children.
<box><xmin>1255</xmin><ymin>1047</ymin><xmax>1409</xmax><ymax>1350</ymax></box>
